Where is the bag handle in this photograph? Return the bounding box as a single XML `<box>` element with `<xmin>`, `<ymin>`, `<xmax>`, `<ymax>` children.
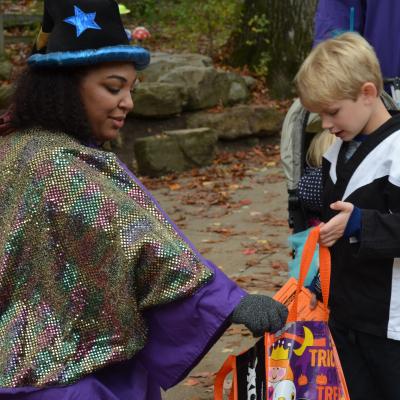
<box><xmin>214</xmin><ymin>355</ymin><xmax>237</xmax><ymax>400</ymax></box>
<box><xmin>288</xmin><ymin>226</ymin><xmax>331</xmax><ymax>322</ymax></box>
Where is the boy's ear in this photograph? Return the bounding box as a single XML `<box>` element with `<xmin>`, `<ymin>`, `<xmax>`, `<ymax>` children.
<box><xmin>360</xmin><ymin>82</ymin><xmax>378</xmax><ymax>99</ymax></box>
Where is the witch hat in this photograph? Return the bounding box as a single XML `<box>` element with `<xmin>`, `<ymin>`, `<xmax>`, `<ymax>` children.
<box><xmin>28</xmin><ymin>0</ymin><xmax>150</xmax><ymax>70</ymax></box>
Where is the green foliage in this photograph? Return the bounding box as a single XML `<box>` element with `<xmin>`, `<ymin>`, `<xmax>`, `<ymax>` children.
<box><xmin>246</xmin><ymin>13</ymin><xmax>269</xmax><ymax>45</ymax></box>
<box><xmin>244</xmin><ymin>13</ymin><xmax>270</xmax><ymax>76</ymax></box>
<box><xmin>145</xmin><ymin>0</ymin><xmax>243</xmax><ymax>56</ymax></box>
<box><xmin>228</xmin><ymin>0</ymin><xmax>317</xmax><ymax>97</ymax></box>
<box><xmin>253</xmin><ymin>51</ymin><xmax>270</xmax><ymax>77</ymax></box>
<box><xmin>122</xmin><ymin>0</ymin><xmax>160</xmax><ymax>24</ymax></box>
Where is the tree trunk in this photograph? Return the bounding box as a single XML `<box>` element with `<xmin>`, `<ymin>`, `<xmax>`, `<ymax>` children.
<box><xmin>228</xmin><ymin>0</ymin><xmax>317</xmax><ymax>98</ymax></box>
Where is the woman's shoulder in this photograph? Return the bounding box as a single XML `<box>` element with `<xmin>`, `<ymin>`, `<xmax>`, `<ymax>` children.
<box><xmin>4</xmin><ymin>128</ymin><xmax>126</xmax><ymax>189</ymax></box>
<box><xmin>11</xmin><ymin>128</ymin><xmax>114</xmax><ymax>166</ymax></box>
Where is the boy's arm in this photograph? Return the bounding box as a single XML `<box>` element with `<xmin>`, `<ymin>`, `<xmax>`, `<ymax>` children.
<box><xmin>321</xmin><ymin>182</ymin><xmax>400</xmax><ymax>257</ymax></box>
<box><xmin>355</xmin><ymin>182</ymin><xmax>400</xmax><ymax>258</ymax></box>
<box><xmin>358</xmin><ymin>210</ymin><xmax>400</xmax><ymax>258</ymax></box>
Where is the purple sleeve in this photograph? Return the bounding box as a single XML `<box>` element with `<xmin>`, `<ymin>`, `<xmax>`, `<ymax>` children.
<box><xmin>313</xmin><ymin>0</ymin><xmax>364</xmax><ymax>46</ymax></box>
<box><xmin>136</xmin><ymin>259</ymin><xmax>246</xmax><ymax>390</ymax></box>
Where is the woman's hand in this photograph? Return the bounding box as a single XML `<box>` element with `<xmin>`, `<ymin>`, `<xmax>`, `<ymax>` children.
<box><xmin>319</xmin><ymin>201</ymin><xmax>354</xmax><ymax>247</ymax></box>
<box><xmin>230</xmin><ymin>294</ymin><xmax>288</xmax><ymax>336</ymax></box>
<box><xmin>309</xmin><ymin>293</ymin><xmax>318</xmax><ymax>310</ymax></box>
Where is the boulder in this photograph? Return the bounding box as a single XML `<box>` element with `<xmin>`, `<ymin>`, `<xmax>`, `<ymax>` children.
<box><xmin>134</xmin><ymin>127</ymin><xmax>217</xmax><ymax>177</ymax></box>
<box><xmin>305</xmin><ymin>113</ymin><xmax>322</xmax><ymax>133</ymax></box>
<box><xmin>132</xmin><ymin>51</ymin><xmax>251</xmax><ymax>116</ymax></box>
<box><xmin>159</xmin><ymin>66</ymin><xmax>219</xmax><ymax>110</ymax></box>
<box><xmin>0</xmin><ymin>59</ymin><xmax>13</xmax><ymax>81</ymax></box>
<box><xmin>0</xmin><ymin>84</ymin><xmax>13</xmax><ymax>109</ymax></box>
<box><xmin>159</xmin><ymin>67</ymin><xmax>249</xmax><ymax>111</ymax></box>
<box><xmin>186</xmin><ymin>104</ymin><xmax>285</xmax><ymax>140</ymax></box>
<box><xmin>131</xmin><ymin>82</ymin><xmax>187</xmax><ymax>117</ymax></box>
<box><xmin>138</xmin><ymin>52</ymin><xmax>212</xmax><ymax>82</ymax></box>
<box><xmin>243</xmin><ymin>75</ymin><xmax>257</xmax><ymax>90</ymax></box>
<box><xmin>214</xmin><ymin>71</ymin><xmax>250</xmax><ymax>106</ymax></box>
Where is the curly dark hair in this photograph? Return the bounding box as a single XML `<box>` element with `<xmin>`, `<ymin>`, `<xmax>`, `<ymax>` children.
<box><xmin>12</xmin><ymin>66</ymin><xmax>92</xmax><ymax>141</ymax></box>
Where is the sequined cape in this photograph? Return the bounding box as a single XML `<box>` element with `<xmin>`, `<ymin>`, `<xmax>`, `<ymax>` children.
<box><xmin>0</xmin><ymin>129</ymin><xmax>213</xmax><ymax>387</ymax></box>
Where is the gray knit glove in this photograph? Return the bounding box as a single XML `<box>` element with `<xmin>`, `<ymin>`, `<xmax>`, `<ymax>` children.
<box><xmin>230</xmin><ymin>294</ymin><xmax>288</xmax><ymax>337</ymax></box>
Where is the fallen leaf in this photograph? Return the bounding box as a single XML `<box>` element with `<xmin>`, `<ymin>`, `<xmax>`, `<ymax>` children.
<box><xmin>168</xmin><ymin>182</ymin><xmax>181</xmax><ymax>190</ymax></box>
<box><xmin>183</xmin><ymin>378</ymin><xmax>200</xmax><ymax>386</ymax></box>
<box><xmin>242</xmin><ymin>248</ymin><xmax>257</xmax><ymax>255</ymax></box>
<box><xmin>245</xmin><ymin>259</ymin><xmax>260</xmax><ymax>268</ymax></box>
<box><xmin>190</xmin><ymin>371</ymin><xmax>215</xmax><ymax>379</ymax></box>
<box><xmin>239</xmin><ymin>199</ymin><xmax>252</xmax><ymax>206</ymax></box>
<box><xmin>201</xmin><ymin>238</ymin><xmax>225</xmax><ymax>244</ymax></box>
<box><xmin>222</xmin><ymin>348</ymin><xmax>234</xmax><ymax>353</ymax></box>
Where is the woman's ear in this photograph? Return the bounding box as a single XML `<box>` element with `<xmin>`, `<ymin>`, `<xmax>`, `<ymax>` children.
<box><xmin>360</xmin><ymin>82</ymin><xmax>378</xmax><ymax>101</ymax></box>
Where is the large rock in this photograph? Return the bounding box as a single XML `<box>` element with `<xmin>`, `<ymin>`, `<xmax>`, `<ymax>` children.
<box><xmin>160</xmin><ymin>66</ymin><xmax>249</xmax><ymax>111</ymax></box>
<box><xmin>0</xmin><ymin>84</ymin><xmax>13</xmax><ymax>110</ymax></box>
<box><xmin>134</xmin><ymin>51</ymin><xmax>250</xmax><ymax>115</ymax></box>
<box><xmin>214</xmin><ymin>71</ymin><xmax>250</xmax><ymax>106</ymax></box>
<box><xmin>0</xmin><ymin>59</ymin><xmax>13</xmax><ymax>81</ymax></box>
<box><xmin>159</xmin><ymin>66</ymin><xmax>218</xmax><ymax>110</ymax></box>
<box><xmin>186</xmin><ymin>105</ymin><xmax>285</xmax><ymax>140</ymax></box>
<box><xmin>131</xmin><ymin>82</ymin><xmax>187</xmax><ymax>117</ymax></box>
<box><xmin>138</xmin><ymin>52</ymin><xmax>213</xmax><ymax>82</ymax></box>
<box><xmin>134</xmin><ymin>127</ymin><xmax>217</xmax><ymax>177</ymax></box>
<box><xmin>243</xmin><ymin>75</ymin><xmax>257</xmax><ymax>90</ymax></box>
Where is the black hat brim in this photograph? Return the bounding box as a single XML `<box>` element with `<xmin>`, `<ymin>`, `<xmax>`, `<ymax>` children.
<box><xmin>28</xmin><ymin>45</ymin><xmax>150</xmax><ymax>70</ymax></box>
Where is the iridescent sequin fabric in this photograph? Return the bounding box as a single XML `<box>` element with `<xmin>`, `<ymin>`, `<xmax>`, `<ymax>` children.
<box><xmin>0</xmin><ymin>129</ymin><xmax>213</xmax><ymax>387</ymax></box>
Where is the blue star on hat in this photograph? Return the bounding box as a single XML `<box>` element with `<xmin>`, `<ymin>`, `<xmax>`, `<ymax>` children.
<box><xmin>64</xmin><ymin>6</ymin><xmax>101</xmax><ymax>37</ymax></box>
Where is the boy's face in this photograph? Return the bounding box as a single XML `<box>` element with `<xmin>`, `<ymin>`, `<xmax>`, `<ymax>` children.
<box><xmin>309</xmin><ymin>92</ymin><xmax>374</xmax><ymax>142</ymax></box>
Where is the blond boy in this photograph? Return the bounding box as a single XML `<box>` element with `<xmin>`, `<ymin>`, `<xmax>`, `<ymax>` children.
<box><xmin>295</xmin><ymin>32</ymin><xmax>400</xmax><ymax>400</ymax></box>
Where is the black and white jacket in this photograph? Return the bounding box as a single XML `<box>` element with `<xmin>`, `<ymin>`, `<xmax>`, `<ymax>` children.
<box><xmin>322</xmin><ymin>114</ymin><xmax>400</xmax><ymax>340</ymax></box>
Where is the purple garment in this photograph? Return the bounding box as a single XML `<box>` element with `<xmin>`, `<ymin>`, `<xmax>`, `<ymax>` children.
<box><xmin>314</xmin><ymin>0</ymin><xmax>400</xmax><ymax>79</ymax></box>
<box><xmin>0</xmin><ymin>158</ymin><xmax>246</xmax><ymax>399</ymax></box>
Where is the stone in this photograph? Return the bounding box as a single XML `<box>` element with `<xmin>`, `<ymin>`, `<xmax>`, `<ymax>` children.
<box><xmin>131</xmin><ymin>82</ymin><xmax>187</xmax><ymax>117</ymax></box>
<box><xmin>305</xmin><ymin>113</ymin><xmax>322</xmax><ymax>133</ymax></box>
<box><xmin>159</xmin><ymin>66</ymin><xmax>219</xmax><ymax>111</ymax></box>
<box><xmin>213</xmin><ymin>71</ymin><xmax>250</xmax><ymax>106</ymax></box>
<box><xmin>0</xmin><ymin>59</ymin><xmax>13</xmax><ymax>81</ymax></box>
<box><xmin>0</xmin><ymin>83</ymin><xmax>13</xmax><ymax>110</ymax></box>
<box><xmin>159</xmin><ymin>67</ymin><xmax>249</xmax><ymax>111</ymax></box>
<box><xmin>132</xmin><ymin>51</ymin><xmax>251</xmax><ymax>117</ymax></box>
<box><xmin>138</xmin><ymin>52</ymin><xmax>212</xmax><ymax>82</ymax></box>
<box><xmin>243</xmin><ymin>75</ymin><xmax>257</xmax><ymax>90</ymax></box>
<box><xmin>134</xmin><ymin>127</ymin><xmax>217</xmax><ymax>177</ymax></box>
<box><xmin>186</xmin><ymin>105</ymin><xmax>285</xmax><ymax>140</ymax></box>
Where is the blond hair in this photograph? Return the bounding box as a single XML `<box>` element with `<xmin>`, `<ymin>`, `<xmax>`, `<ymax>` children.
<box><xmin>295</xmin><ymin>32</ymin><xmax>383</xmax><ymax>110</ymax></box>
<box><xmin>306</xmin><ymin>130</ymin><xmax>336</xmax><ymax>168</ymax></box>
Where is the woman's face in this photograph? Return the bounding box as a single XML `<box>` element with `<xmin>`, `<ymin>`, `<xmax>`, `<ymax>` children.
<box><xmin>80</xmin><ymin>62</ymin><xmax>136</xmax><ymax>143</ymax></box>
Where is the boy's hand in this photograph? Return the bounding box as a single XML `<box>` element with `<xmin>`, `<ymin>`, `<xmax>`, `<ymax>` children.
<box><xmin>319</xmin><ymin>201</ymin><xmax>354</xmax><ymax>247</ymax></box>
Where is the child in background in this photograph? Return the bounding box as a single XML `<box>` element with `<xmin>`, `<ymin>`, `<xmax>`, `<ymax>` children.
<box><xmin>297</xmin><ymin>129</ymin><xmax>336</xmax><ymax>221</ymax></box>
<box><xmin>296</xmin><ymin>32</ymin><xmax>400</xmax><ymax>400</ymax></box>
<box><xmin>288</xmin><ymin>130</ymin><xmax>335</xmax><ymax>288</ymax></box>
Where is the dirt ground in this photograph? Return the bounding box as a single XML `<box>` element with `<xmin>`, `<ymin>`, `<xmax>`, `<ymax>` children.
<box><xmin>131</xmin><ymin>137</ymin><xmax>293</xmax><ymax>400</ymax></box>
